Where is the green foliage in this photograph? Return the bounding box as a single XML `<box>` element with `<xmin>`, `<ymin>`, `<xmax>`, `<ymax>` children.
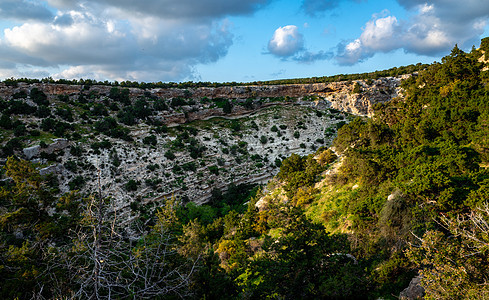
<box><xmin>407</xmin><ymin>206</ymin><xmax>489</xmax><ymax>299</ymax></box>
<box><xmin>143</xmin><ymin>134</ymin><xmax>157</xmax><ymax>146</ymax></box>
<box><xmin>0</xmin><ymin>39</ymin><xmax>488</xmax><ymax>300</ymax></box>
<box><xmin>352</xmin><ymin>81</ymin><xmax>362</xmax><ymax>93</ymax></box>
<box><xmin>0</xmin><ymin>158</ymin><xmax>83</xmax><ymax>298</ymax></box>
<box><xmin>278</xmin><ymin>153</ymin><xmax>323</xmax><ymax>197</ymax></box>
<box><xmin>108</xmin><ymin>87</ymin><xmax>130</xmax><ymax>105</ymax></box>
<box><xmin>222</xmin><ymin>100</ymin><xmax>232</xmax><ymax>113</ymax></box>
<box><xmin>164</xmin><ymin>150</ymin><xmax>176</xmax><ymax>160</ymax></box>
<box><xmin>0</xmin><ymin>114</ymin><xmax>13</xmax><ymax>129</ymax></box>
<box><xmin>125</xmin><ymin>179</ymin><xmax>140</xmax><ymax>191</ymax></box>
<box><xmin>94</xmin><ymin>117</ymin><xmax>132</xmax><ymax>140</ymax></box>
<box><xmin>29</xmin><ymin>88</ymin><xmax>49</xmax><ymax>106</ymax></box>
<box><xmin>208</xmin><ymin>165</ymin><xmax>219</xmax><ymax>175</ymax></box>
<box><xmin>68</xmin><ymin>175</ymin><xmax>85</xmax><ymax>190</ymax></box>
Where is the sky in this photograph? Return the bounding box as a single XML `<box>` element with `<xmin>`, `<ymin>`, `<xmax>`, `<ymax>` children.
<box><xmin>0</xmin><ymin>0</ymin><xmax>488</xmax><ymax>83</ymax></box>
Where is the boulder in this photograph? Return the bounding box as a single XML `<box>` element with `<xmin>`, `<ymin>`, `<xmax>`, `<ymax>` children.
<box><xmin>22</xmin><ymin>139</ymin><xmax>69</xmax><ymax>160</ymax></box>
<box><xmin>23</xmin><ymin>145</ymin><xmax>41</xmax><ymax>160</ymax></box>
<box><xmin>399</xmin><ymin>275</ymin><xmax>425</xmax><ymax>300</ymax></box>
<box><xmin>39</xmin><ymin>164</ymin><xmax>62</xmax><ymax>176</ymax></box>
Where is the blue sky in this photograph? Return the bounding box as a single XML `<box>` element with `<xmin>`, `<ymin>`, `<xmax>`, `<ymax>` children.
<box><xmin>0</xmin><ymin>0</ymin><xmax>488</xmax><ymax>83</ymax></box>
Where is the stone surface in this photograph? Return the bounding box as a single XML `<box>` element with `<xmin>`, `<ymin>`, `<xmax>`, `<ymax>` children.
<box><xmin>23</xmin><ymin>145</ymin><xmax>41</xmax><ymax>160</ymax></box>
<box><xmin>399</xmin><ymin>275</ymin><xmax>425</xmax><ymax>300</ymax></box>
<box><xmin>22</xmin><ymin>139</ymin><xmax>69</xmax><ymax>160</ymax></box>
<box><xmin>0</xmin><ymin>76</ymin><xmax>408</xmax><ymax>215</ymax></box>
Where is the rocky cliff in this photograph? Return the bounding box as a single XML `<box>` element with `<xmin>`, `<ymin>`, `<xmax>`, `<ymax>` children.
<box><xmin>0</xmin><ymin>76</ymin><xmax>407</xmax><ymax>215</ymax></box>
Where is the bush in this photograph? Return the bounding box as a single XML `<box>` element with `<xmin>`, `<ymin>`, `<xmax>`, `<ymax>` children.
<box><xmin>230</xmin><ymin>120</ymin><xmax>241</xmax><ymax>132</ymax></box>
<box><xmin>147</xmin><ymin>164</ymin><xmax>159</xmax><ymax>171</ymax></box>
<box><xmin>223</xmin><ymin>101</ymin><xmax>232</xmax><ymax>113</ymax></box>
<box><xmin>36</xmin><ymin>105</ymin><xmax>51</xmax><ymax>118</ymax></box>
<box><xmin>143</xmin><ymin>135</ymin><xmax>157</xmax><ymax>146</ymax></box>
<box><xmin>12</xmin><ymin>90</ymin><xmax>27</xmax><ymax>99</ymax></box>
<box><xmin>182</xmin><ymin>162</ymin><xmax>197</xmax><ymax>172</ymax></box>
<box><xmin>56</xmin><ymin>108</ymin><xmax>74</xmax><ymax>122</ymax></box>
<box><xmin>13</xmin><ymin>124</ymin><xmax>26</xmax><ymax>136</ymax></box>
<box><xmin>70</xmin><ymin>146</ymin><xmax>83</xmax><ymax>156</ymax></box>
<box><xmin>165</xmin><ymin>150</ymin><xmax>176</xmax><ymax>160</ymax></box>
<box><xmin>125</xmin><ymin>179</ymin><xmax>140</xmax><ymax>191</ymax></box>
<box><xmin>68</xmin><ymin>176</ymin><xmax>85</xmax><ymax>190</ymax></box>
<box><xmin>30</xmin><ymin>130</ymin><xmax>40</xmax><ymax>137</ymax></box>
<box><xmin>171</xmin><ymin>97</ymin><xmax>187</xmax><ymax>107</ymax></box>
<box><xmin>30</xmin><ymin>88</ymin><xmax>49</xmax><ymax>106</ymax></box>
<box><xmin>117</xmin><ymin>109</ymin><xmax>136</xmax><ymax>125</ymax></box>
<box><xmin>153</xmin><ymin>99</ymin><xmax>168</xmax><ymax>111</ymax></box>
<box><xmin>0</xmin><ymin>114</ymin><xmax>12</xmax><ymax>129</ymax></box>
<box><xmin>317</xmin><ymin>149</ymin><xmax>337</xmax><ymax>166</ymax></box>
<box><xmin>208</xmin><ymin>165</ymin><xmax>219</xmax><ymax>175</ymax></box>
<box><xmin>64</xmin><ymin>160</ymin><xmax>78</xmax><ymax>172</ymax></box>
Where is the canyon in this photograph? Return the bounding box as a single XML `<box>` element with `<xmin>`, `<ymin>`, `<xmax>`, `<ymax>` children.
<box><xmin>0</xmin><ymin>75</ymin><xmax>406</xmax><ymax>214</ymax></box>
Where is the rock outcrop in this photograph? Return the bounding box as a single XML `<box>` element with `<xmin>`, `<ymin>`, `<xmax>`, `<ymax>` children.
<box><xmin>399</xmin><ymin>275</ymin><xmax>425</xmax><ymax>300</ymax></box>
<box><xmin>0</xmin><ymin>76</ymin><xmax>405</xmax><ymax>119</ymax></box>
<box><xmin>0</xmin><ymin>75</ymin><xmax>408</xmax><ymax>214</ymax></box>
<box><xmin>23</xmin><ymin>139</ymin><xmax>69</xmax><ymax>160</ymax></box>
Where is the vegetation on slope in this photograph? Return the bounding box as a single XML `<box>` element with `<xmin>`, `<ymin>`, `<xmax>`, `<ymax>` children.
<box><xmin>1</xmin><ymin>38</ymin><xmax>489</xmax><ymax>299</ymax></box>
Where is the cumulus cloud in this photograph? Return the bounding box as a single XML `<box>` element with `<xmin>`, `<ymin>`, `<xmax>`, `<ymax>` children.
<box><xmin>335</xmin><ymin>1</ymin><xmax>489</xmax><ymax>65</ymax></box>
<box><xmin>268</xmin><ymin>25</ymin><xmax>332</xmax><ymax>63</ymax></box>
<box><xmin>336</xmin><ymin>12</ymin><xmax>400</xmax><ymax>65</ymax></box>
<box><xmin>268</xmin><ymin>25</ymin><xmax>304</xmax><ymax>57</ymax></box>
<box><xmin>0</xmin><ymin>0</ymin><xmax>53</xmax><ymax>21</ymax></box>
<box><xmin>0</xmin><ymin>0</ymin><xmax>263</xmax><ymax>81</ymax></box>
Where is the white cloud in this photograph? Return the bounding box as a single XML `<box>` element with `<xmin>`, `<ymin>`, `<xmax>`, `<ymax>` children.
<box><xmin>335</xmin><ymin>1</ymin><xmax>489</xmax><ymax>65</ymax></box>
<box><xmin>268</xmin><ymin>25</ymin><xmax>333</xmax><ymax>63</ymax></box>
<box><xmin>360</xmin><ymin>14</ymin><xmax>399</xmax><ymax>51</ymax></box>
<box><xmin>268</xmin><ymin>25</ymin><xmax>304</xmax><ymax>57</ymax></box>
<box><xmin>336</xmin><ymin>13</ymin><xmax>400</xmax><ymax>65</ymax></box>
<box><xmin>0</xmin><ymin>0</ymin><xmax>252</xmax><ymax>82</ymax></box>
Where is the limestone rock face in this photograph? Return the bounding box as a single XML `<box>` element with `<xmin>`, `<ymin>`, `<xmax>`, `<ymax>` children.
<box><xmin>39</xmin><ymin>164</ymin><xmax>63</xmax><ymax>176</ymax></box>
<box><xmin>399</xmin><ymin>276</ymin><xmax>425</xmax><ymax>300</ymax></box>
<box><xmin>0</xmin><ymin>75</ymin><xmax>408</xmax><ymax>215</ymax></box>
<box><xmin>0</xmin><ymin>76</ymin><xmax>404</xmax><ymax>119</ymax></box>
<box><xmin>22</xmin><ymin>139</ymin><xmax>69</xmax><ymax>160</ymax></box>
<box><xmin>23</xmin><ymin>145</ymin><xmax>41</xmax><ymax>160</ymax></box>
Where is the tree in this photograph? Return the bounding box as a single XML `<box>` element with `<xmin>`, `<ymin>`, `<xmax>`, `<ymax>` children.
<box><xmin>0</xmin><ymin>157</ymin><xmax>83</xmax><ymax>299</ymax></box>
<box><xmin>407</xmin><ymin>204</ymin><xmax>489</xmax><ymax>299</ymax></box>
<box><xmin>62</xmin><ymin>193</ymin><xmax>197</xmax><ymax>299</ymax></box>
<box><xmin>0</xmin><ymin>159</ymin><xmax>197</xmax><ymax>299</ymax></box>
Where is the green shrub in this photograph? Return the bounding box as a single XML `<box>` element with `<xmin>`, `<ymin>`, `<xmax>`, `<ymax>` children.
<box><xmin>208</xmin><ymin>165</ymin><xmax>219</xmax><ymax>175</ymax></box>
<box><xmin>125</xmin><ymin>179</ymin><xmax>140</xmax><ymax>191</ymax></box>
<box><xmin>30</xmin><ymin>88</ymin><xmax>49</xmax><ymax>106</ymax></box>
<box><xmin>68</xmin><ymin>175</ymin><xmax>85</xmax><ymax>190</ymax></box>
<box><xmin>165</xmin><ymin>150</ymin><xmax>176</xmax><ymax>160</ymax></box>
<box><xmin>143</xmin><ymin>135</ymin><xmax>157</xmax><ymax>146</ymax></box>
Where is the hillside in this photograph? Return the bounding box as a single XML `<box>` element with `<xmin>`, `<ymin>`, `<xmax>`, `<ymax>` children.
<box><xmin>0</xmin><ymin>76</ymin><xmax>402</xmax><ymax>215</ymax></box>
<box><xmin>0</xmin><ymin>38</ymin><xmax>488</xmax><ymax>299</ymax></box>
